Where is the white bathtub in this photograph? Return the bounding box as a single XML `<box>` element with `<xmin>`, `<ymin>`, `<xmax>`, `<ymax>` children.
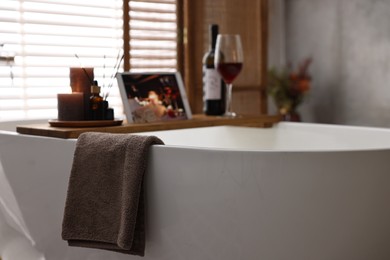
<box><xmin>0</xmin><ymin>121</ymin><xmax>390</xmax><ymax>260</ymax></box>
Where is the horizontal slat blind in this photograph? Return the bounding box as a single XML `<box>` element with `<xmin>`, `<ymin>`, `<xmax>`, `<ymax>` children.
<box><xmin>0</xmin><ymin>0</ymin><xmax>178</xmax><ymax>122</ymax></box>
<box><xmin>129</xmin><ymin>0</ymin><xmax>177</xmax><ymax>72</ymax></box>
<box><xmin>0</xmin><ymin>0</ymin><xmax>123</xmax><ymax>121</ymax></box>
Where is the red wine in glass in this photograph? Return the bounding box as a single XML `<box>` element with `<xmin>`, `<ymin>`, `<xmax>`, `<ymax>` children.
<box><xmin>217</xmin><ymin>62</ymin><xmax>243</xmax><ymax>84</ymax></box>
<box><xmin>214</xmin><ymin>34</ymin><xmax>244</xmax><ymax>117</ymax></box>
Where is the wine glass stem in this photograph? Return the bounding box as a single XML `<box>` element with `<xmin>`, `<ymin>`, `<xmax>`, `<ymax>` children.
<box><xmin>225</xmin><ymin>83</ymin><xmax>235</xmax><ymax>117</ymax></box>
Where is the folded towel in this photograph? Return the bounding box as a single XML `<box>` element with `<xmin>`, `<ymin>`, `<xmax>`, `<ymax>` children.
<box><xmin>62</xmin><ymin>132</ymin><xmax>164</xmax><ymax>256</ymax></box>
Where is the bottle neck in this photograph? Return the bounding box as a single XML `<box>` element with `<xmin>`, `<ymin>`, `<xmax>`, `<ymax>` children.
<box><xmin>209</xmin><ymin>24</ymin><xmax>218</xmax><ymax>51</ymax></box>
<box><xmin>91</xmin><ymin>85</ymin><xmax>101</xmax><ymax>95</ymax></box>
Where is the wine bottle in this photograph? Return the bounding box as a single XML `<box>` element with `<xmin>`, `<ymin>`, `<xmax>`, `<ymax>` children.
<box><xmin>203</xmin><ymin>24</ymin><xmax>225</xmax><ymax>115</ymax></box>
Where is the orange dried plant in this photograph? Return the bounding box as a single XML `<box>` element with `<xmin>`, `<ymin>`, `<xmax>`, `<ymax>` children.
<box><xmin>268</xmin><ymin>58</ymin><xmax>312</xmax><ymax>115</ymax></box>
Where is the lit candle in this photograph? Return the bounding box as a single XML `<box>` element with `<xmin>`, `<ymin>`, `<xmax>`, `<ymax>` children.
<box><xmin>69</xmin><ymin>67</ymin><xmax>94</xmax><ymax>120</ymax></box>
<box><xmin>69</xmin><ymin>67</ymin><xmax>94</xmax><ymax>94</ymax></box>
<box><xmin>57</xmin><ymin>93</ymin><xmax>84</xmax><ymax>121</ymax></box>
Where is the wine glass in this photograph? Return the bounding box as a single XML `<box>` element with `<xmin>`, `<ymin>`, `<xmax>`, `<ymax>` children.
<box><xmin>214</xmin><ymin>34</ymin><xmax>243</xmax><ymax>117</ymax></box>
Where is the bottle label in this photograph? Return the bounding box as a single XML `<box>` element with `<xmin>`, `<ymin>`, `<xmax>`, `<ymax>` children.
<box><xmin>204</xmin><ymin>68</ymin><xmax>222</xmax><ymax>99</ymax></box>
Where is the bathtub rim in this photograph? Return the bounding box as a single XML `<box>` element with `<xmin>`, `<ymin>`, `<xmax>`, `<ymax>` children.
<box><xmin>2</xmin><ymin>120</ymin><xmax>390</xmax><ymax>153</ymax></box>
<box><xmin>150</xmin><ymin>142</ymin><xmax>390</xmax><ymax>154</ymax></box>
<box><xmin>144</xmin><ymin>122</ymin><xmax>390</xmax><ymax>153</ymax></box>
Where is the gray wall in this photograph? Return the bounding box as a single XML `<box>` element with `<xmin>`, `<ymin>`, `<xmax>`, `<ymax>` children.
<box><xmin>269</xmin><ymin>0</ymin><xmax>390</xmax><ymax>127</ymax></box>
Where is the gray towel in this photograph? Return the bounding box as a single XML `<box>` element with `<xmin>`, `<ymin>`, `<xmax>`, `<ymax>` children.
<box><xmin>62</xmin><ymin>132</ymin><xmax>164</xmax><ymax>256</ymax></box>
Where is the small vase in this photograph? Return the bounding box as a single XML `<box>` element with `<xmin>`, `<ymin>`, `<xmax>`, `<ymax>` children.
<box><xmin>280</xmin><ymin>108</ymin><xmax>301</xmax><ymax>122</ymax></box>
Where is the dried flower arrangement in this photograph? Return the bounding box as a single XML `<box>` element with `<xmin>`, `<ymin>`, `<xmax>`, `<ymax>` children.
<box><xmin>267</xmin><ymin>58</ymin><xmax>312</xmax><ymax>121</ymax></box>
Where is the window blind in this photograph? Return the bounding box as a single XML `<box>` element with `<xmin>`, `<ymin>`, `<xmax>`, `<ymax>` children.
<box><xmin>128</xmin><ymin>0</ymin><xmax>177</xmax><ymax>72</ymax></box>
<box><xmin>0</xmin><ymin>0</ymin><xmax>178</xmax><ymax>121</ymax></box>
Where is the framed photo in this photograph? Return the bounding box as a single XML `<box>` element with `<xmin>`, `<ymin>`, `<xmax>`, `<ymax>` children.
<box><xmin>117</xmin><ymin>72</ymin><xmax>192</xmax><ymax>123</ymax></box>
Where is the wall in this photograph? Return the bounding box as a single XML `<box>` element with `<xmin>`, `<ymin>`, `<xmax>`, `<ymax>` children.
<box><xmin>269</xmin><ymin>0</ymin><xmax>390</xmax><ymax>127</ymax></box>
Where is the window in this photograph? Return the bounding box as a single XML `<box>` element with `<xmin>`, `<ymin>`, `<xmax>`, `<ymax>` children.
<box><xmin>0</xmin><ymin>0</ymin><xmax>178</xmax><ymax>121</ymax></box>
<box><xmin>128</xmin><ymin>0</ymin><xmax>177</xmax><ymax>72</ymax></box>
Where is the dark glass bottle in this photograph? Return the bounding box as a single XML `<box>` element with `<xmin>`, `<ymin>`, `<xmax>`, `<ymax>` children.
<box><xmin>203</xmin><ymin>24</ymin><xmax>225</xmax><ymax>115</ymax></box>
<box><xmin>90</xmin><ymin>80</ymin><xmax>104</xmax><ymax>120</ymax></box>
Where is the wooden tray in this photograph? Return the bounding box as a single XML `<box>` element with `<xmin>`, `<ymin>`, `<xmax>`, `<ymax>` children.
<box><xmin>48</xmin><ymin>119</ymin><xmax>123</xmax><ymax>128</ymax></box>
<box><xmin>17</xmin><ymin>114</ymin><xmax>281</xmax><ymax>139</ymax></box>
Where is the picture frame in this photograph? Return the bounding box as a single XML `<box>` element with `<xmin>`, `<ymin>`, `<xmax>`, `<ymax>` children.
<box><xmin>117</xmin><ymin>72</ymin><xmax>192</xmax><ymax>123</ymax></box>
